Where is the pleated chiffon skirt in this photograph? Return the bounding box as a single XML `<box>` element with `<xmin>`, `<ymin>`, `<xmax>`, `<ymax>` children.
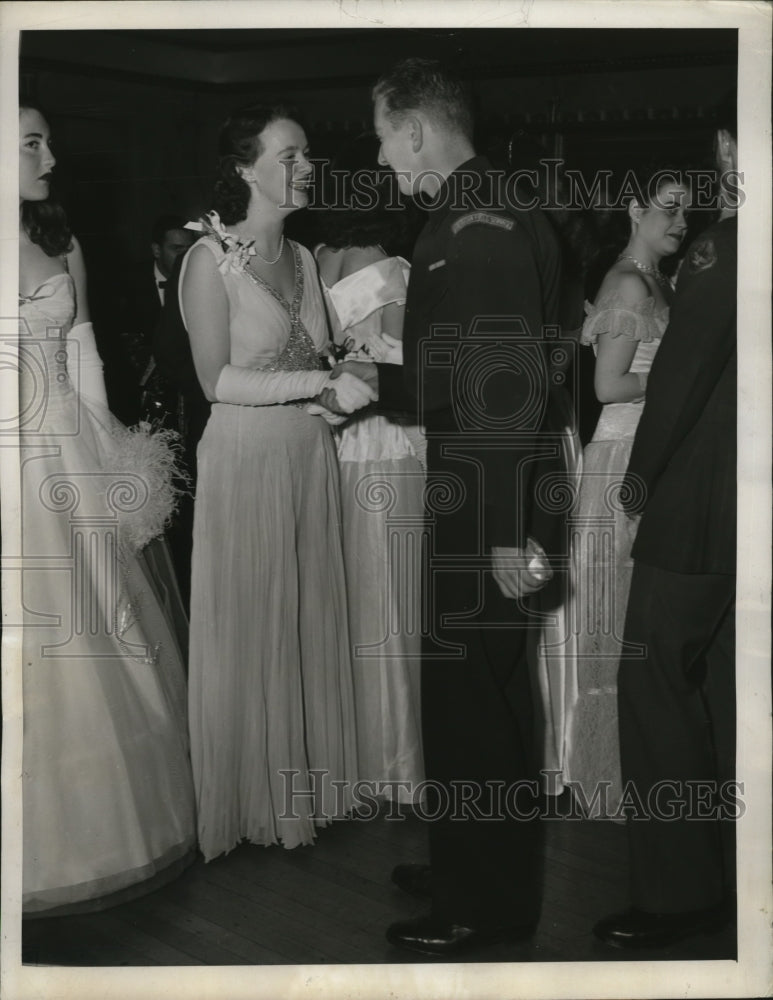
<box><xmin>337</xmin><ymin>449</ymin><xmax>425</xmax><ymax>801</ymax></box>
<box><xmin>565</xmin><ymin>435</ymin><xmax>639</xmax><ymax>815</ymax></box>
<box><xmin>188</xmin><ymin>403</ymin><xmax>359</xmax><ymax>860</ymax></box>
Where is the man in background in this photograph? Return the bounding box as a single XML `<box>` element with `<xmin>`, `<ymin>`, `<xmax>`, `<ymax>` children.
<box><xmin>595</xmin><ymin>99</ymin><xmax>738</xmax><ymax>949</ymax></box>
<box><xmin>117</xmin><ymin>214</ymin><xmax>195</xmax><ymax>426</ymax></box>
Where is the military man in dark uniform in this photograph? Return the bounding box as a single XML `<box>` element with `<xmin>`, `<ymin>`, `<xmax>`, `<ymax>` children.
<box><xmin>330</xmin><ymin>58</ymin><xmax>563</xmax><ymax>956</ymax></box>
<box><xmin>594</xmin><ymin>106</ymin><xmax>738</xmax><ymax>949</ymax></box>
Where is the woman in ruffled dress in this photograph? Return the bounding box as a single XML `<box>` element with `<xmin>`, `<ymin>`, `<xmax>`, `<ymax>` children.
<box><xmin>181</xmin><ymin>106</ymin><xmax>375</xmax><ymax>860</ymax></box>
<box><xmin>564</xmin><ymin>167</ymin><xmax>690</xmax><ymax>815</ymax></box>
<box><xmin>18</xmin><ymin>104</ymin><xmax>196</xmax><ymax>916</ymax></box>
<box><xmin>314</xmin><ymin>134</ymin><xmax>426</xmax><ymax>802</ymax></box>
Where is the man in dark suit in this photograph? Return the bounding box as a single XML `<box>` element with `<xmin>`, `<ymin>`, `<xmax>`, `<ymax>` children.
<box><xmin>117</xmin><ymin>214</ymin><xmax>196</xmax><ymax>426</ymax></box>
<box><xmin>329</xmin><ymin>58</ymin><xmax>564</xmax><ymax>957</ymax></box>
<box><xmin>594</xmin><ymin>105</ymin><xmax>738</xmax><ymax>948</ymax></box>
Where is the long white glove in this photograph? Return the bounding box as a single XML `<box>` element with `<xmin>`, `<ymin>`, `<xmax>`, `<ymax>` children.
<box><xmin>328</xmin><ymin>371</ymin><xmax>377</xmax><ymax>411</ymax></box>
<box><xmin>305</xmin><ymin>402</ymin><xmax>348</xmax><ymax>425</ymax></box>
<box><xmin>68</xmin><ymin>321</ymin><xmax>109</xmax><ymax>409</ymax></box>
<box><xmin>214</xmin><ymin>365</ymin><xmax>376</xmax><ymax>413</ymax></box>
<box><xmin>214</xmin><ymin>364</ymin><xmax>330</xmax><ymax>406</ymax></box>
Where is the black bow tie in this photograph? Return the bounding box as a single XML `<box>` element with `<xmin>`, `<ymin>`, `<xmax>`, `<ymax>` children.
<box><xmin>157</xmin><ymin>280</ymin><xmax>168</xmax><ymax>290</ymax></box>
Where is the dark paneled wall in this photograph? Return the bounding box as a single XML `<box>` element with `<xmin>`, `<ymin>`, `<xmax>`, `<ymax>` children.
<box><xmin>18</xmin><ymin>28</ymin><xmax>735</xmax><ymax>425</ymax></box>
<box><xmin>20</xmin><ymin>28</ymin><xmax>736</xmax><ymax>306</ymax></box>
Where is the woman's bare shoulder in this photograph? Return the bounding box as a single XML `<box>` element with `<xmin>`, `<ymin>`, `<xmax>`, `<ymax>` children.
<box><xmin>597</xmin><ymin>265</ymin><xmax>651</xmax><ymax>306</ymax></box>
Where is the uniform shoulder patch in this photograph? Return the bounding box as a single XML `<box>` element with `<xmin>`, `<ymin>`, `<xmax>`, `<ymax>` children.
<box><xmin>687</xmin><ymin>236</ymin><xmax>717</xmax><ymax>274</ymax></box>
<box><xmin>451</xmin><ymin>211</ymin><xmax>515</xmax><ymax>235</ymax></box>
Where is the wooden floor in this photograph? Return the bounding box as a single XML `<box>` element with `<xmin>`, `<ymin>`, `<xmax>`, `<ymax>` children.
<box><xmin>22</xmin><ymin>795</ymin><xmax>736</xmax><ymax>967</ymax></box>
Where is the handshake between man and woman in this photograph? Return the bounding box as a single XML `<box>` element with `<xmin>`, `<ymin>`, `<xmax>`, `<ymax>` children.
<box><xmin>307</xmin><ymin>338</ymin><xmax>401</xmax><ymax>424</ymax></box>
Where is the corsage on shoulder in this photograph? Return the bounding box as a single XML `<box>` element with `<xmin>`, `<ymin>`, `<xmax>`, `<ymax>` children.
<box><xmin>185</xmin><ymin>210</ymin><xmax>256</xmax><ymax>276</ymax></box>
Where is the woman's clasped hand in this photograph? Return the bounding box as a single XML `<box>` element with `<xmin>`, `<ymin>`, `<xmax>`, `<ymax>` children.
<box><xmin>317</xmin><ymin>369</ymin><xmax>377</xmax><ymax>415</ymax></box>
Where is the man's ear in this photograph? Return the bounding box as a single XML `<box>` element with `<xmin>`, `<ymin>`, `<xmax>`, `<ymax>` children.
<box><xmin>151</xmin><ymin>241</ymin><xmax>161</xmax><ymax>262</ymax></box>
<box><xmin>406</xmin><ymin>114</ymin><xmax>423</xmax><ymax>153</ymax></box>
<box><xmin>715</xmin><ymin>128</ymin><xmax>737</xmax><ymax>169</ymax></box>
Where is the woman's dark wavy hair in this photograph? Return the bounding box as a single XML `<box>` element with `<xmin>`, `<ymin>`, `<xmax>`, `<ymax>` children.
<box><xmin>19</xmin><ymin>103</ymin><xmax>73</xmax><ymax>257</ymax></box>
<box><xmin>313</xmin><ymin>133</ymin><xmax>423</xmax><ymax>258</ymax></box>
<box><xmin>594</xmin><ymin>163</ymin><xmax>689</xmax><ymax>250</ymax></box>
<box><xmin>212</xmin><ymin>103</ymin><xmax>300</xmax><ymax>225</ymax></box>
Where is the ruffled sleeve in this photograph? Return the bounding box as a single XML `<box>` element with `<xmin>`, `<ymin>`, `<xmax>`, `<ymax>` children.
<box><xmin>581</xmin><ymin>290</ymin><xmax>667</xmax><ymax>346</ymax></box>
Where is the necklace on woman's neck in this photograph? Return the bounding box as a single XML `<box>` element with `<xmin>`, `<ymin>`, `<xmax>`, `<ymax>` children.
<box><xmin>616</xmin><ymin>253</ymin><xmax>670</xmax><ymax>289</ymax></box>
<box><xmin>252</xmin><ymin>235</ymin><xmax>285</xmax><ymax>265</ymax></box>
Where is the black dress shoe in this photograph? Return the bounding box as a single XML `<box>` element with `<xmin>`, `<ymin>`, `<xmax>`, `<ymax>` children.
<box><xmin>386</xmin><ymin>915</ymin><xmax>536</xmax><ymax>957</ymax></box>
<box><xmin>391</xmin><ymin>863</ymin><xmax>432</xmax><ymax>898</ymax></box>
<box><xmin>593</xmin><ymin>902</ymin><xmax>731</xmax><ymax>949</ymax></box>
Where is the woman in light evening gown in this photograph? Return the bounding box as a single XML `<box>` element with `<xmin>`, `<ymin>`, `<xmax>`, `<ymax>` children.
<box><xmin>314</xmin><ymin>134</ymin><xmax>426</xmax><ymax>801</ymax></box>
<box><xmin>181</xmin><ymin>105</ymin><xmax>375</xmax><ymax>860</ymax></box>
<box><xmin>18</xmin><ymin>105</ymin><xmax>196</xmax><ymax>916</ymax></box>
<box><xmin>564</xmin><ymin>167</ymin><xmax>690</xmax><ymax>815</ymax></box>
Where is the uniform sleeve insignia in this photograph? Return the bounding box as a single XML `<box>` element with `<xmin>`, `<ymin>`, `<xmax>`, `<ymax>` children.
<box><xmin>688</xmin><ymin>237</ymin><xmax>717</xmax><ymax>273</ymax></box>
<box><xmin>428</xmin><ymin>259</ymin><xmax>446</xmax><ymax>271</ymax></box>
<box><xmin>451</xmin><ymin>211</ymin><xmax>515</xmax><ymax>235</ymax></box>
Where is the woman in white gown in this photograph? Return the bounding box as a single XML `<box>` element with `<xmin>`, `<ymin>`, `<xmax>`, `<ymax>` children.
<box><xmin>181</xmin><ymin>106</ymin><xmax>376</xmax><ymax>860</ymax></box>
<box><xmin>18</xmin><ymin>105</ymin><xmax>196</xmax><ymax>916</ymax></box>
<box><xmin>314</xmin><ymin>135</ymin><xmax>426</xmax><ymax>801</ymax></box>
<box><xmin>564</xmin><ymin>167</ymin><xmax>690</xmax><ymax>815</ymax></box>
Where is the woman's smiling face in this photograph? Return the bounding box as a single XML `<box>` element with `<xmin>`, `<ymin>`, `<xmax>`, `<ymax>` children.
<box><xmin>246</xmin><ymin>117</ymin><xmax>313</xmax><ymax>213</ymax></box>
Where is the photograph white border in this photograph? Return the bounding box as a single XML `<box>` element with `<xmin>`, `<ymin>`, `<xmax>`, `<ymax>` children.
<box><xmin>2</xmin><ymin>2</ymin><xmax>770</xmax><ymax>998</ymax></box>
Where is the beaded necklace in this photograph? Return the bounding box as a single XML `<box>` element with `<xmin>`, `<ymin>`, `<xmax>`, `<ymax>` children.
<box><xmin>616</xmin><ymin>253</ymin><xmax>671</xmax><ymax>291</ymax></box>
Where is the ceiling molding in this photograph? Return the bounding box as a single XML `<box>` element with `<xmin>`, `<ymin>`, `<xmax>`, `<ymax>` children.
<box><xmin>20</xmin><ymin>50</ymin><xmax>737</xmax><ymax>99</ymax></box>
<box><xmin>20</xmin><ymin>27</ymin><xmax>737</xmax><ymax>91</ymax></box>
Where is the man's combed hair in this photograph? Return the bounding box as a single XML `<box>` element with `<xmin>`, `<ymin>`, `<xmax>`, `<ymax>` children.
<box><xmin>372</xmin><ymin>57</ymin><xmax>474</xmax><ymax>142</ymax></box>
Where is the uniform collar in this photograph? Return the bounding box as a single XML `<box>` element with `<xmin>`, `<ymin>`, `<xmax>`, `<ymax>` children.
<box><xmin>422</xmin><ymin>155</ymin><xmax>494</xmax><ymax>225</ymax></box>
